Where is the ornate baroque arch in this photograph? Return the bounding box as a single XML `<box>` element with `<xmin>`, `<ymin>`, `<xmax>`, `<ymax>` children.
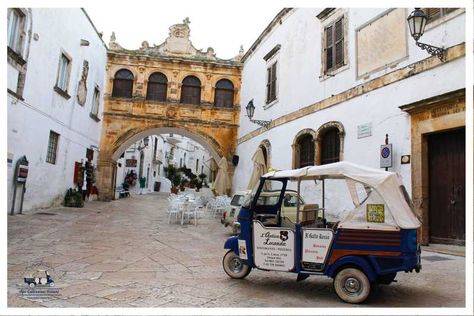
<box><xmin>315</xmin><ymin>121</ymin><xmax>345</xmax><ymax>165</ymax></box>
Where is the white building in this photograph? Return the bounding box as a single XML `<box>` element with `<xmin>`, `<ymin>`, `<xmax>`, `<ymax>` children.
<box><xmin>232</xmin><ymin>8</ymin><xmax>465</xmax><ymax>244</ymax></box>
<box><xmin>7</xmin><ymin>8</ymin><xmax>107</xmax><ymax>212</ymax></box>
<box><xmin>115</xmin><ymin>134</ymin><xmax>213</xmax><ymax>195</ymax></box>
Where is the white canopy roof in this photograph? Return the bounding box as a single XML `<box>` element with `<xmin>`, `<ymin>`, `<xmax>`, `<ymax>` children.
<box><xmin>263</xmin><ymin>161</ymin><xmax>421</xmax><ymax>230</ymax></box>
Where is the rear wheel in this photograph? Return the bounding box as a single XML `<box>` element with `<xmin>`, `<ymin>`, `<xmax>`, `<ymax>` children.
<box><xmin>222</xmin><ymin>250</ymin><xmax>251</xmax><ymax>279</ymax></box>
<box><xmin>333</xmin><ymin>268</ymin><xmax>371</xmax><ymax>304</ymax></box>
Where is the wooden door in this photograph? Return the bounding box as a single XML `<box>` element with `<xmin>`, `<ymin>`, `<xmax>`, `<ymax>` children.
<box><xmin>428</xmin><ymin>128</ymin><xmax>465</xmax><ymax>245</ymax></box>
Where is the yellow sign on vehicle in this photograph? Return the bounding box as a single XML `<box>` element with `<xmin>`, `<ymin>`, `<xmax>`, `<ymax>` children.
<box><xmin>366</xmin><ymin>204</ymin><xmax>385</xmax><ymax>223</ymax></box>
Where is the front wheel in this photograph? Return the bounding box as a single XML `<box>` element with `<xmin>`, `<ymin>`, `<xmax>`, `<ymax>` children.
<box><xmin>222</xmin><ymin>250</ymin><xmax>251</xmax><ymax>279</ymax></box>
<box><xmin>333</xmin><ymin>268</ymin><xmax>371</xmax><ymax>304</ymax></box>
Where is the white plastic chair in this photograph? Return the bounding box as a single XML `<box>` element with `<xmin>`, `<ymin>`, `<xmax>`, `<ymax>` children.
<box><xmin>181</xmin><ymin>202</ymin><xmax>197</xmax><ymax>226</ymax></box>
<box><xmin>167</xmin><ymin>199</ymin><xmax>182</xmax><ymax>224</ymax></box>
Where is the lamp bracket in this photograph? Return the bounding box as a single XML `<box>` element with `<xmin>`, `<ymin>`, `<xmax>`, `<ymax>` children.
<box><xmin>416</xmin><ymin>41</ymin><xmax>446</xmax><ymax>61</ymax></box>
<box><xmin>250</xmin><ymin>119</ymin><xmax>272</xmax><ymax>129</ymax></box>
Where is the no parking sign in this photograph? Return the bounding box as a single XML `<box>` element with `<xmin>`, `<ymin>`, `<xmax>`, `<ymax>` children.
<box><xmin>380</xmin><ymin>144</ymin><xmax>392</xmax><ymax>168</ymax></box>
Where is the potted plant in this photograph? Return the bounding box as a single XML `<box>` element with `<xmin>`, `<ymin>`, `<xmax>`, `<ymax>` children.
<box><xmin>171</xmin><ymin>174</ymin><xmax>182</xmax><ymax>194</ymax></box>
<box><xmin>64</xmin><ymin>188</ymin><xmax>84</xmax><ymax>207</ymax></box>
<box><xmin>189</xmin><ymin>173</ymin><xmax>198</xmax><ymax>188</ymax></box>
<box><xmin>180</xmin><ymin>178</ymin><xmax>188</xmax><ymax>191</ymax></box>
<box><xmin>195</xmin><ymin>180</ymin><xmax>203</xmax><ymax>192</ymax></box>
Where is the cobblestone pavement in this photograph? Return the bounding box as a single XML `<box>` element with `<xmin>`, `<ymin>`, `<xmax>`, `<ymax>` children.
<box><xmin>8</xmin><ymin>192</ymin><xmax>465</xmax><ymax>308</ymax></box>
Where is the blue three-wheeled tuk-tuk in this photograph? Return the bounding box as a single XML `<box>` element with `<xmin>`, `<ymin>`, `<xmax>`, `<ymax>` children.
<box><xmin>223</xmin><ymin>162</ymin><xmax>421</xmax><ymax>304</ymax></box>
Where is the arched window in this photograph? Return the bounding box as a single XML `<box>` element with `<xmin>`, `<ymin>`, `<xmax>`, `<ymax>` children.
<box><xmin>315</xmin><ymin>121</ymin><xmax>345</xmax><ymax>165</ymax></box>
<box><xmin>146</xmin><ymin>72</ymin><xmax>168</xmax><ymax>101</ymax></box>
<box><xmin>112</xmin><ymin>69</ymin><xmax>134</xmax><ymax>98</ymax></box>
<box><xmin>214</xmin><ymin>79</ymin><xmax>234</xmax><ymax>107</ymax></box>
<box><xmin>180</xmin><ymin>76</ymin><xmax>201</xmax><ymax>105</ymax></box>
<box><xmin>298</xmin><ymin>134</ymin><xmax>315</xmax><ymax>168</ymax></box>
<box><xmin>320</xmin><ymin>128</ymin><xmax>340</xmax><ymax>165</ymax></box>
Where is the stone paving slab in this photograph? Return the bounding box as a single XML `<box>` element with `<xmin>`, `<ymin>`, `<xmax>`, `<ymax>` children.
<box><xmin>8</xmin><ymin>192</ymin><xmax>466</xmax><ymax>308</ymax></box>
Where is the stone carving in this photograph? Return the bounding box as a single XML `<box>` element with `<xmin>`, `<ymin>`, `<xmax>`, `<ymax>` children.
<box><xmin>109</xmin><ymin>32</ymin><xmax>124</xmax><ymax>50</ymax></box>
<box><xmin>76</xmin><ymin>60</ymin><xmax>89</xmax><ymax>106</ymax></box>
<box><xmin>206</xmin><ymin>47</ymin><xmax>216</xmax><ymax>58</ymax></box>
<box><xmin>233</xmin><ymin>45</ymin><xmax>245</xmax><ymax>61</ymax></box>
<box><xmin>132</xmin><ymin>19</ymin><xmax>221</xmax><ymax>61</ymax></box>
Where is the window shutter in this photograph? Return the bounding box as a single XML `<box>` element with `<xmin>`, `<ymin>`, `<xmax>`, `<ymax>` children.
<box><xmin>266</xmin><ymin>67</ymin><xmax>271</xmax><ymax>103</ymax></box>
<box><xmin>425</xmin><ymin>8</ymin><xmax>441</xmax><ymax>20</ymax></box>
<box><xmin>271</xmin><ymin>62</ymin><xmax>277</xmax><ymax>102</ymax></box>
<box><xmin>335</xmin><ymin>18</ymin><xmax>344</xmax><ymax>66</ymax></box>
<box><xmin>321</xmin><ymin>128</ymin><xmax>340</xmax><ymax>165</ymax></box>
<box><xmin>325</xmin><ymin>26</ymin><xmax>333</xmax><ymax>71</ymax></box>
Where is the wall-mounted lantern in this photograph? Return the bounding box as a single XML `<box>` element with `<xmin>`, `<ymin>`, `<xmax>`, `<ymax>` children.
<box><xmin>407</xmin><ymin>8</ymin><xmax>446</xmax><ymax>61</ymax></box>
<box><xmin>245</xmin><ymin>99</ymin><xmax>271</xmax><ymax>129</ymax></box>
<box><xmin>137</xmin><ymin>137</ymin><xmax>149</xmax><ymax>151</ymax></box>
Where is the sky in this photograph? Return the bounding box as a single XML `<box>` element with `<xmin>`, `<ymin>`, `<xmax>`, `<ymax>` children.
<box><xmin>85</xmin><ymin>3</ymin><xmax>283</xmax><ymax>60</ymax></box>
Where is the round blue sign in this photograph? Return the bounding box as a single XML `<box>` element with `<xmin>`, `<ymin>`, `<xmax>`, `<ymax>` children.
<box><xmin>381</xmin><ymin>147</ymin><xmax>390</xmax><ymax>158</ymax></box>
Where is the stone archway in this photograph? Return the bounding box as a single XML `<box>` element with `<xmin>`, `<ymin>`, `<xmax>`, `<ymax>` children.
<box><xmin>97</xmin><ymin>115</ymin><xmax>238</xmax><ymax>200</ymax></box>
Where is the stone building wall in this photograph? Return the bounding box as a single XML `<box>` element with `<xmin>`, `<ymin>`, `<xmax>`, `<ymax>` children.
<box><xmin>97</xmin><ymin>20</ymin><xmax>242</xmax><ymax>200</ymax></box>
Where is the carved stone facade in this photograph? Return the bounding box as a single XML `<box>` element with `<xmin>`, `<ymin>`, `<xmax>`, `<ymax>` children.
<box><xmin>97</xmin><ymin>20</ymin><xmax>243</xmax><ymax>200</ymax></box>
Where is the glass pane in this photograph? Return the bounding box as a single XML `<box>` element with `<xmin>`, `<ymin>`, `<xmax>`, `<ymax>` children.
<box><xmin>149</xmin><ymin>72</ymin><xmax>167</xmax><ymax>83</ymax></box>
<box><xmin>115</xmin><ymin>69</ymin><xmax>134</xmax><ymax>80</ymax></box>
<box><xmin>58</xmin><ymin>55</ymin><xmax>69</xmax><ymax>90</ymax></box>
<box><xmin>216</xmin><ymin>79</ymin><xmax>233</xmax><ymax>89</ymax></box>
<box><xmin>182</xmin><ymin>76</ymin><xmax>200</xmax><ymax>86</ymax></box>
<box><xmin>8</xmin><ymin>10</ymin><xmax>20</xmax><ymax>50</ymax></box>
<box><xmin>230</xmin><ymin>194</ymin><xmax>245</xmax><ymax>206</ymax></box>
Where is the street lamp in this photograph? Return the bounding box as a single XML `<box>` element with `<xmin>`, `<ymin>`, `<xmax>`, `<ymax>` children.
<box><xmin>407</xmin><ymin>8</ymin><xmax>446</xmax><ymax>61</ymax></box>
<box><xmin>245</xmin><ymin>99</ymin><xmax>271</xmax><ymax>129</ymax></box>
<box><xmin>137</xmin><ymin>137</ymin><xmax>149</xmax><ymax>151</ymax></box>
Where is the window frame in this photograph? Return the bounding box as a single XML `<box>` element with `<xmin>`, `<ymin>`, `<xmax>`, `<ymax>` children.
<box><xmin>146</xmin><ymin>72</ymin><xmax>168</xmax><ymax>102</ymax></box>
<box><xmin>265</xmin><ymin>61</ymin><xmax>278</xmax><ymax>105</ymax></box>
<box><xmin>7</xmin><ymin>9</ymin><xmax>25</xmax><ymax>54</ymax></box>
<box><xmin>54</xmin><ymin>51</ymin><xmax>72</xmax><ymax>98</ymax></box>
<box><xmin>214</xmin><ymin>79</ymin><xmax>235</xmax><ymax>107</ymax></box>
<box><xmin>112</xmin><ymin>69</ymin><xmax>134</xmax><ymax>99</ymax></box>
<box><xmin>320</xmin><ymin>127</ymin><xmax>340</xmax><ymax>165</ymax></box>
<box><xmin>324</xmin><ymin>16</ymin><xmax>344</xmax><ymax>74</ymax></box>
<box><xmin>46</xmin><ymin>131</ymin><xmax>60</xmax><ymax>165</ymax></box>
<box><xmin>298</xmin><ymin>134</ymin><xmax>315</xmax><ymax>168</ymax></box>
<box><xmin>180</xmin><ymin>76</ymin><xmax>202</xmax><ymax>105</ymax></box>
<box><xmin>319</xmin><ymin>9</ymin><xmax>349</xmax><ymax>80</ymax></box>
<box><xmin>90</xmin><ymin>86</ymin><xmax>101</xmax><ymax>121</ymax></box>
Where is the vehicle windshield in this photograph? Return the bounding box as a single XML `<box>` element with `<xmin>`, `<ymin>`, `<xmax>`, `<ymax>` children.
<box><xmin>230</xmin><ymin>194</ymin><xmax>245</xmax><ymax>206</ymax></box>
<box><xmin>242</xmin><ymin>178</ymin><xmax>284</xmax><ymax>208</ymax></box>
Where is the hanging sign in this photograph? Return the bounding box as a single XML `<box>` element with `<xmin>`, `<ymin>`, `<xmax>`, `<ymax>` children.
<box><xmin>253</xmin><ymin>221</ymin><xmax>294</xmax><ymax>271</ymax></box>
<box><xmin>125</xmin><ymin>159</ymin><xmax>137</xmax><ymax>167</ymax></box>
<box><xmin>380</xmin><ymin>144</ymin><xmax>392</xmax><ymax>168</ymax></box>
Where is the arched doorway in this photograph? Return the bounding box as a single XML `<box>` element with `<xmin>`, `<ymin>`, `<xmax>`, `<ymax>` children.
<box><xmin>97</xmin><ymin>125</ymin><xmax>233</xmax><ymax>200</ymax></box>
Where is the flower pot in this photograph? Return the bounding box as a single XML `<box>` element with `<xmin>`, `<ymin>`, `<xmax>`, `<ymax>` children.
<box><xmin>171</xmin><ymin>187</ymin><xmax>179</xmax><ymax>194</ymax></box>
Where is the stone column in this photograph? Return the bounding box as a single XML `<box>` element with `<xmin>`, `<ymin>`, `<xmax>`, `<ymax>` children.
<box><xmin>96</xmin><ymin>158</ymin><xmax>117</xmax><ymax>201</ymax></box>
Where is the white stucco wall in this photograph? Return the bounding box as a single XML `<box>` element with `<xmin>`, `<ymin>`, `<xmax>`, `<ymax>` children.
<box><xmin>7</xmin><ymin>9</ymin><xmax>107</xmax><ymax>213</ymax></box>
<box><xmin>233</xmin><ymin>8</ymin><xmax>465</xmax><ymax>216</ymax></box>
